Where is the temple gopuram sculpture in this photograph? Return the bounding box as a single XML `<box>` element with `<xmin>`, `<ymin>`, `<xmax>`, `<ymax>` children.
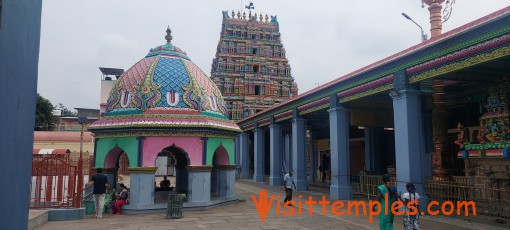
<box><xmin>459</xmin><ymin>87</ymin><xmax>510</xmax><ymax>158</ymax></box>
<box><xmin>210</xmin><ymin>6</ymin><xmax>298</xmax><ymax>120</ymax></box>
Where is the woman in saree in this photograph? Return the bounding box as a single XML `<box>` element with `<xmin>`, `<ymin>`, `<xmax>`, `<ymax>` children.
<box><xmin>103</xmin><ymin>183</ymin><xmax>115</xmax><ymax>213</ymax></box>
<box><xmin>376</xmin><ymin>175</ymin><xmax>400</xmax><ymax>230</ymax></box>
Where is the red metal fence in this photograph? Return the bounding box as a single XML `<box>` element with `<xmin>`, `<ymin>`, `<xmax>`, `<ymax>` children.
<box><xmin>30</xmin><ymin>154</ymin><xmax>93</xmax><ymax>209</ymax></box>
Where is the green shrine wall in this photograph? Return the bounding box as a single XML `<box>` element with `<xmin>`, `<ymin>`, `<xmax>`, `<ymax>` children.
<box><xmin>95</xmin><ymin>137</ymin><xmax>138</xmax><ymax>167</ymax></box>
<box><xmin>206</xmin><ymin>138</ymin><xmax>235</xmax><ymax>165</ymax></box>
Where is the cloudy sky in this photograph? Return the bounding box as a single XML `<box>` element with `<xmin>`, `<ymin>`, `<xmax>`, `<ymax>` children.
<box><xmin>37</xmin><ymin>1</ymin><xmax>510</xmax><ymax>110</ymax></box>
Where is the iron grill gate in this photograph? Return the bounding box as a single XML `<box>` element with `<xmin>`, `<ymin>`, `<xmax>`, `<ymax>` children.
<box><xmin>30</xmin><ymin>154</ymin><xmax>78</xmax><ymax>208</ymax></box>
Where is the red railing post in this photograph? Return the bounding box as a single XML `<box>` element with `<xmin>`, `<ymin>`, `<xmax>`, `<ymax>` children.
<box><xmin>75</xmin><ymin>123</ymin><xmax>85</xmax><ymax>208</ymax></box>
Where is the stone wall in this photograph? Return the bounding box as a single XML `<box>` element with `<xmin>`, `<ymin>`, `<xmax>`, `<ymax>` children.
<box><xmin>464</xmin><ymin>158</ymin><xmax>510</xmax><ymax>190</ymax></box>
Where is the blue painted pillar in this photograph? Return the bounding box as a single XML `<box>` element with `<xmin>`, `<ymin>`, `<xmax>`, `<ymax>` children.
<box><xmin>283</xmin><ymin>133</ymin><xmax>291</xmax><ymax>172</ymax></box>
<box><xmin>269</xmin><ymin>123</ymin><xmax>282</xmax><ymax>186</ymax></box>
<box><xmin>253</xmin><ymin>127</ymin><xmax>265</xmax><ymax>182</ymax></box>
<box><xmin>0</xmin><ymin>1</ymin><xmax>42</xmax><ymax>228</ymax></box>
<box><xmin>218</xmin><ymin>165</ymin><xmax>237</xmax><ymax>197</ymax></box>
<box><xmin>392</xmin><ymin>89</ymin><xmax>425</xmax><ymax>200</ymax></box>
<box><xmin>239</xmin><ymin>132</ymin><xmax>250</xmax><ymax>179</ymax></box>
<box><xmin>235</xmin><ymin>135</ymin><xmax>240</xmax><ymax>166</ymax></box>
<box><xmin>292</xmin><ymin>109</ymin><xmax>308</xmax><ymax>190</ymax></box>
<box><xmin>187</xmin><ymin>166</ymin><xmax>212</xmax><ymax>204</ymax></box>
<box><xmin>364</xmin><ymin>127</ymin><xmax>383</xmax><ymax>173</ymax></box>
<box><xmin>391</xmin><ymin>70</ymin><xmax>426</xmax><ymax>206</ymax></box>
<box><xmin>124</xmin><ymin>167</ymin><xmax>157</xmax><ymax>213</ymax></box>
<box><xmin>421</xmin><ymin>113</ymin><xmax>433</xmax><ymax>179</ymax></box>
<box><xmin>328</xmin><ymin>95</ymin><xmax>352</xmax><ymax>200</ymax></box>
<box><xmin>310</xmin><ymin>130</ymin><xmax>317</xmax><ymax>182</ymax></box>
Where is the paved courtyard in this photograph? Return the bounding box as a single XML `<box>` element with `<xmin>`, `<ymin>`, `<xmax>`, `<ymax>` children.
<box><xmin>37</xmin><ymin>180</ymin><xmax>507</xmax><ymax>230</ymax></box>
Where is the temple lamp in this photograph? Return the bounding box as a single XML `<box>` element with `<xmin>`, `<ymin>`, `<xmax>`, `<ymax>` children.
<box><xmin>402</xmin><ymin>13</ymin><xmax>428</xmax><ymax>42</ymax></box>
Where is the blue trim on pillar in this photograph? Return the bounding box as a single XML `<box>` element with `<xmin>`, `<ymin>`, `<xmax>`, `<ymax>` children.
<box><xmin>310</xmin><ymin>130</ymin><xmax>316</xmax><ymax>182</ymax></box>
<box><xmin>253</xmin><ymin>127</ymin><xmax>264</xmax><ymax>182</ymax></box>
<box><xmin>93</xmin><ymin>138</ymin><xmax>99</xmax><ymax>167</ymax></box>
<box><xmin>239</xmin><ymin>132</ymin><xmax>250</xmax><ymax>179</ymax></box>
<box><xmin>137</xmin><ymin>137</ymin><xmax>144</xmax><ymax>167</ymax></box>
<box><xmin>235</xmin><ymin>135</ymin><xmax>240</xmax><ymax>166</ymax></box>
<box><xmin>202</xmin><ymin>137</ymin><xmax>208</xmax><ymax>165</ymax></box>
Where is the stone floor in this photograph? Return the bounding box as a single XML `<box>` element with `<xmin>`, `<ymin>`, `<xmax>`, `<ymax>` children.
<box><xmin>36</xmin><ymin>179</ymin><xmax>508</xmax><ymax>230</ymax></box>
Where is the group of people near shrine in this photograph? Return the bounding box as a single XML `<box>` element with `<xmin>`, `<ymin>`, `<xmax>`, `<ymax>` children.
<box><xmin>90</xmin><ymin>168</ymin><xmax>130</xmax><ymax>218</ymax></box>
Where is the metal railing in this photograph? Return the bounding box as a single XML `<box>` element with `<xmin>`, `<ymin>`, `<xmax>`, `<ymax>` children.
<box><xmin>425</xmin><ymin>181</ymin><xmax>510</xmax><ymax>222</ymax></box>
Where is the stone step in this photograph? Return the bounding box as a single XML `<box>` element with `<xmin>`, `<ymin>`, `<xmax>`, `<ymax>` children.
<box><xmin>28</xmin><ymin>210</ymin><xmax>49</xmax><ymax>230</ymax></box>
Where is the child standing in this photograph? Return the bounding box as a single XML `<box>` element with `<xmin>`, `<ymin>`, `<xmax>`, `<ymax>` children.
<box><xmin>401</xmin><ymin>182</ymin><xmax>420</xmax><ymax>230</ymax></box>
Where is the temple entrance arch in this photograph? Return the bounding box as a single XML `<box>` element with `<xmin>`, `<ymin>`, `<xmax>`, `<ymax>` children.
<box><xmin>158</xmin><ymin>144</ymin><xmax>190</xmax><ymax>195</ymax></box>
<box><xmin>104</xmin><ymin>146</ymin><xmax>131</xmax><ymax>188</ymax></box>
<box><xmin>211</xmin><ymin>145</ymin><xmax>230</xmax><ymax>196</ymax></box>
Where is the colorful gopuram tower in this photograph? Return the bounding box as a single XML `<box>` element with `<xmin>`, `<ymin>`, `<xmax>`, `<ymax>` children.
<box><xmin>210</xmin><ymin>8</ymin><xmax>298</xmax><ymax>120</ymax></box>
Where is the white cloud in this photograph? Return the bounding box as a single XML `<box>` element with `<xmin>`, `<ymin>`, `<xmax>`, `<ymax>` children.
<box><xmin>37</xmin><ymin>0</ymin><xmax>510</xmax><ymax>109</ymax></box>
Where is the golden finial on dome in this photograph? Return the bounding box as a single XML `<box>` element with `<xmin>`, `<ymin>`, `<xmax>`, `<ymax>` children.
<box><xmin>165</xmin><ymin>26</ymin><xmax>172</xmax><ymax>43</ymax></box>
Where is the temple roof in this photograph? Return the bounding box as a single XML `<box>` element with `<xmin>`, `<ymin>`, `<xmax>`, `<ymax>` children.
<box><xmin>90</xmin><ymin>28</ymin><xmax>240</xmax><ymax>133</ymax></box>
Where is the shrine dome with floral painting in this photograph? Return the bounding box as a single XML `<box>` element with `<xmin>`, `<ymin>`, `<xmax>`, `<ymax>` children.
<box><xmin>90</xmin><ymin>27</ymin><xmax>240</xmax><ymax>132</ymax></box>
<box><xmin>89</xmin><ymin>28</ymin><xmax>240</xmax><ymax>213</ymax></box>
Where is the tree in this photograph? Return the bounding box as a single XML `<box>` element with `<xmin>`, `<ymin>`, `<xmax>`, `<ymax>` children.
<box><xmin>35</xmin><ymin>93</ymin><xmax>55</xmax><ymax>131</ymax></box>
<box><xmin>54</xmin><ymin>103</ymin><xmax>77</xmax><ymax>117</ymax></box>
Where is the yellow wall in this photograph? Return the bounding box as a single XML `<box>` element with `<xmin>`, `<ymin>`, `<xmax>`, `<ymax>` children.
<box><xmin>34</xmin><ymin>141</ymin><xmax>94</xmax><ymax>154</ymax></box>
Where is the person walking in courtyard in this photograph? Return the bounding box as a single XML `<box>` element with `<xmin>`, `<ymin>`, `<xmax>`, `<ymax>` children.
<box><xmin>90</xmin><ymin>168</ymin><xmax>108</xmax><ymax>219</ymax></box>
<box><xmin>320</xmin><ymin>153</ymin><xmax>329</xmax><ymax>183</ymax></box>
<box><xmin>402</xmin><ymin>182</ymin><xmax>420</xmax><ymax>230</ymax></box>
<box><xmin>283</xmin><ymin>170</ymin><xmax>296</xmax><ymax>206</ymax></box>
<box><xmin>376</xmin><ymin>175</ymin><xmax>400</xmax><ymax>230</ymax></box>
<box><xmin>112</xmin><ymin>183</ymin><xmax>129</xmax><ymax>214</ymax></box>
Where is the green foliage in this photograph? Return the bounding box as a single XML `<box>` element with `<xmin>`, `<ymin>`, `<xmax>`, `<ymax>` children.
<box><xmin>55</xmin><ymin>103</ymin><xmax>77</xmax><ymax>117</ymax></box>
<box><xmin>35</xmin><ymin>93</ymin><xmax>55</xmax><ymax>131</ymax></box>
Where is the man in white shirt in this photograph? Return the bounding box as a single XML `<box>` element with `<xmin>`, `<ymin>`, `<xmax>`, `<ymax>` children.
<box><xmin>283</xmin><ymin>170</ymin><xmax>296</xmax><ymax>206</ymax></box>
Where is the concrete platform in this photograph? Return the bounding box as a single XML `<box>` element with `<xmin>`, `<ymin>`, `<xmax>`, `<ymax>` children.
<box><xmin>47</xmin><ymin>208</ymin><xmax>84</xmax><ymax>221</ymax></box>
<box><xmin>28</xmin><ymin>210</ymin><xmax>48</xmax><ymax>230</ymax></box>
<box><xmin>35</xmin><ymin>181</ymin><xmax>508</xmax><ymax>230</ymax></box>
<box><xmin>121</xmin><ymin>196</ymin><xmax>239</xmax><ymax>214</ymax></box>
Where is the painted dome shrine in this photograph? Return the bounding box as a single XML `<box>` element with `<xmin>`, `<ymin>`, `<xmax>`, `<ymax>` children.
<box><xmin>90</xmin><ymin>28</ymin><xmax>240</xmax><ymax>132</ymax></box>
<box><xmin>89</xmin><ymin>28</ymin><xmax>240</xmax><ymax>212</ymax></box>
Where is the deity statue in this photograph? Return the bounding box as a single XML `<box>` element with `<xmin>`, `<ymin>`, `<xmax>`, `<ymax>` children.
<box><xmin>485</xmin><ymin>120</ymin><xmax>500</xmax><ymax>142</ymax></box>
<box><xmin>477</xmin><ymin>120</ymin><xmax>488</xmax><ymax>143</ymax></box>
<box><xmin>501</xmin><ymin>120</ymin><xmax>510</xmax><ymax>141</ymax></box>
<box><xmin>455</xmin><ymin>122</ymin><xmax>467</xmax><ymax>149</ymax></box>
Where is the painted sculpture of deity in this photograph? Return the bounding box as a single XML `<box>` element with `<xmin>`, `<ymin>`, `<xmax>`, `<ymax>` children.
<box><xmin>477</xmin><ymin>120</ymin><xmax>488</xmax><ymax>143</ymax></box>
<box><xmin>455</xmin><ymin>122</ymin><xmax>467</xmax><ymax>149</ymax></box>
